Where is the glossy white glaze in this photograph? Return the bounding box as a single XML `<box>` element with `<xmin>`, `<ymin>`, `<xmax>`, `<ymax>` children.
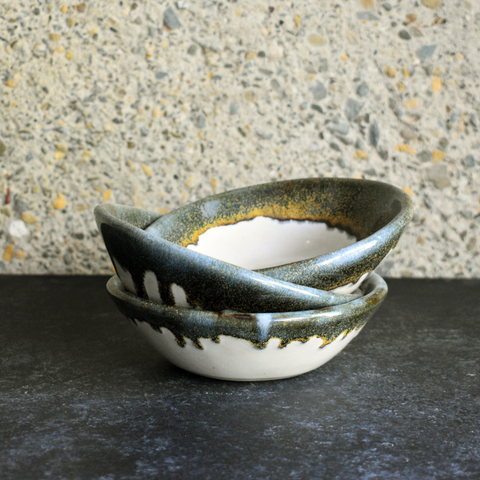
<box><xmin>113</xmin><ymin>257</ymin><xmax>136</xmax><ymax>295</ymax></box>
<box><xmin>134</xmin><ymin>321</ymin><xmax>363</xmax><ymax>381</ymax></box>
<box><xmin>143</xmin><ymin>270</ymin><xmax>163</xmax><ymax>304</ymax></box>
<box><xmin>170</xmin><ymin>283</ymin><xmax>191</xmax><ymax>308</ymax></box>
<box><xmin>331</xmin><ymin>271</ymin><xmax>371</xmax><ymax>295</ymax></box>
<box><xmin>186</xmin><ymin>216</ymin><xmax>357</xmax><ymax>270</ymax></box>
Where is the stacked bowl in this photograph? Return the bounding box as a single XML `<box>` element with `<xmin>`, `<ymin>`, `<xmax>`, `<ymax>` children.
<box><xmin>96</xmin><ymin>178</ymin><xmax>413</xmax><ymax>381</ymax></box>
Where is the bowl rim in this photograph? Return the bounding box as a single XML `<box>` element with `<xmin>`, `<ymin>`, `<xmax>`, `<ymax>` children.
<box><xmin>144</xmin><ymin>177</ymin><xmax>413</xmax><ymax>287</ymax></box>
<box><xmin>95</xmin><ymin>177</ymin><xmax>412</xmax><ymax>293</ymax></box>
<box><xmin>106</xmin><ymin>272</ymin><xmax>388</xmax><ymax>348</ymax></box>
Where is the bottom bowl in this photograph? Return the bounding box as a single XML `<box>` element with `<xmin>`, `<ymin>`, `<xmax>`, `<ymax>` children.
<box><xmin>106</xmin><ymin>273</ymin><xmax>388</xmax><ymax>381</ymax></box>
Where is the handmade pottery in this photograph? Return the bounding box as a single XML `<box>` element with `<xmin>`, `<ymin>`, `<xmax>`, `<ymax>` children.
<box><xmin>146</xmin><ymin>178</ymin><xmax>413</xmax><ymax>291</ymax></box>
<box><xmin>95</xmin><ymin>203</ymin><xmax>360</xmax><ymax>313</ymax></box>
<box><xmin>106</xmin><ymin>273</ymin><xmax>388</xmax><ymax>381</ymax></box>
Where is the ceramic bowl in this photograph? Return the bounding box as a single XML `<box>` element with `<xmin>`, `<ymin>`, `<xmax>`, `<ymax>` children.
<box><xmin>106</xmin><ymin>272</ymin><xmax>388</xmax><ymax>381</ymax></box>
<box><xmin>95</xmin><ymin>203</ymin><xmax>359</xmax><ymax>313</ymax></box>
<box><xmin>146</xmin><ymin>178</ymin><xmax>413</xmax><ymax>292</ymax></box>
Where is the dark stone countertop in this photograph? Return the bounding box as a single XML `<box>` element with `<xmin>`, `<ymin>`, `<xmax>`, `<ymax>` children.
<box><xmin>1</xmin><ymin>276</ymin><xmax>479</xmax><ymax>479</ymax></box>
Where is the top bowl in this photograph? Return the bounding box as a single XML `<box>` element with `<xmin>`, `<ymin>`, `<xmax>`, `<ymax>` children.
<box><xmin>95</xmin><ymin>178</ymin><xmax>411</xmax><ymax>313</ymax></box>
<box><xmin>95</xmin><ymin>202</ymin><xmax>360</xmax><ymax>313</ymax></box>
<box><xmin>146</xmin><ymin>178</ymin><xmax>413</xmax><ymax>290</ymax></box>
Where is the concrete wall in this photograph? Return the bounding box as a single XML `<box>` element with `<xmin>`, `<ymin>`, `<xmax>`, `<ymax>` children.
<box><xmin>1</xmin><ymin>0</ymin><xmax>479</xmax><ymax>277</ymax></box>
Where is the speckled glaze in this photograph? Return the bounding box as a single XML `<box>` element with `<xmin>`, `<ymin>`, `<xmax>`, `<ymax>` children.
<box><xmin>95</xmin><ymin>203</ymin><xmax>360</xmax><ymax>313</ymax></box>
<box><xmin>106</xmin><ymin>273</ymin><xmax>388</xmax><ymax>381</ymax></box>
<box><xmin>147</xmin><ymin>178</ymin><xmax>413</xmax><ymax>290</ymax></box>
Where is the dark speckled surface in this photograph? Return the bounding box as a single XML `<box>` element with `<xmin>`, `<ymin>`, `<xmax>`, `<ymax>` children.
<box><xmin>1</xmin><ymin>276</ymin><xmax>479</xmax><ymax>479</ymax></box>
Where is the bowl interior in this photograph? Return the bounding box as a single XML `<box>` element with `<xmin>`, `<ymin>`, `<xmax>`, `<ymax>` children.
<box><xmin>186</xmin><ymin>217</ymin><xmax>357</xmax><ymax>270</ymax></box>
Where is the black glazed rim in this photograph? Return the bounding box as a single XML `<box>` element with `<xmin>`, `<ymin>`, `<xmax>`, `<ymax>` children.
<box><xmin>148</xmin><ymin>178</ymin><xmax>412</xmax><ymax>245</ymax></box>
<box><xmin>95</xmin><ymin>178</ymin><xmax>413</xmax><ymax>291</ymax></box>
<box><xmin>106</xmin><ymin>273</ymin><xmax>388</xmax><ymax>349</ymax></box>
<box><xmin>144</xmin><ymin>177</ymin><xmax>414</xmax><ymax>288</ymax></box>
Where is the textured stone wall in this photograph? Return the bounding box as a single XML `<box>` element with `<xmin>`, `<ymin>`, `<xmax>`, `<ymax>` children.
<box><xmin>1</xmin><ymin>0</ymin><xmax>479</xmax><ymax>277</ymax></box>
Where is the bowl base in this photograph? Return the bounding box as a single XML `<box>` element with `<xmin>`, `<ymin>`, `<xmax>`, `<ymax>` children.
<box><xmin>134</xmin><ymin>321</ymin><xmax>364</xmax><ymax>382</ymax></box>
